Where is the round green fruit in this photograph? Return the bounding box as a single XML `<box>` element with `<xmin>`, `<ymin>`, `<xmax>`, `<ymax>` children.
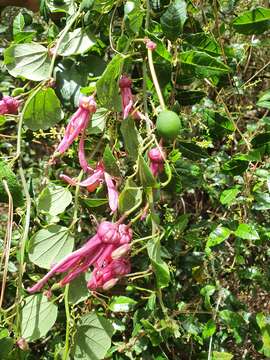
<box><xmin>0</xmin><ymin>161</ymin><xmax>23</xmax><ymax>207</ymax></box>
<box><xmin>156</xmin><ymin>110</ymin><xmax>181</xmax><ymax>140</ymax></box>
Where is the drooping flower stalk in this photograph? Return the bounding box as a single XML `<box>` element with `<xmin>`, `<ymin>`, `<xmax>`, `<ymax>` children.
<box><xmin>55</xmin><ymin>96</ymin><xmax>96</xmax><ymax>155</ymax></box>
<box><xmin>27</xmin><ymin>221</ymin><xmax>132</xmax><ymax>293</ymax></box>
<box><xmin>119</xmin><ymin>75</ymin><xmax>142</xmax><ymax>120</ymax></box>
<box><xmin>148</xmin><ymin>147</ymin><xmax>165</xmax><ymax>177</ymax></box>
<box><xmin>0</xmin><ymin>96</ymin><xmax>20</xmax><ymax>115</ymax></box>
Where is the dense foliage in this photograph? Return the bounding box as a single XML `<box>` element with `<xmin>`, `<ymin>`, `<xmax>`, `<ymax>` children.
<box><xmin>1</xmin><ymin>0</ymin><xmax>270</xmax><ymax>359</ymax></box>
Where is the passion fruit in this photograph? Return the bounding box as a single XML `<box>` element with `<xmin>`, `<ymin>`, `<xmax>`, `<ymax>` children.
<box><xmin>156</xmin><ymin>110</ymin><xmax>181</xmax><ymax>140</ymax></box>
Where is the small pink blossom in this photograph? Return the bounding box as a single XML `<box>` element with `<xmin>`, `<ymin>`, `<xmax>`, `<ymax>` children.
<box><xmin>16</xmin><ymin>338</ymin><xmax>29</xmax><ymax>351</ymax></box>
<box><xmin>148</xmin><ymin>147</ymin><xmax>165</xmax><ymax>177</ymax></box>
<box><xmin>0</xmin><ymin>96</ymin><xmax>20</xmax><ymax>115</ymax></box>
<box><xmin>27</xmin><ymin>221</ymin><xmax>132</xmax><ymax>293</ymax></box>
<box><xmin>119</xmin><ymin>75</ymin><xmax>142</xmax><ymax>120</ymax></box>
<box><xmin>145</xmin><ymin>39</ymin><xmax>157</xmax><ymax>51</ymax></box>
<box><xmin>55</xmin><ymin>96</ymin><xmax>96</xmax><ymax>155</ymax></box>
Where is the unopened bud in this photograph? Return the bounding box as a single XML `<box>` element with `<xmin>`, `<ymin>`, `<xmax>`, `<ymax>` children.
<box><xmin>17</xmin><ymin>338</ymin><xmax>29</xmax><ymax>351</ymax></box>
<box><xmin>102</xmin><ymin>278</ymin><xmax>118</xmax><ymax>290</ymax></box>
<box><xmin>145</xmin><ymin>39</ymin><xmax>157</xmax><ymax>51</ymax></box>
<box><xmin>111</xmin><ymin>244</ymin><xmax>131</xmax><ymax>260</ymax></box>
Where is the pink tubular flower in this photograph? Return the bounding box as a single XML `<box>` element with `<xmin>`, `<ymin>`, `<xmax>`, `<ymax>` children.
<box><xmin>0</xmin><ymin>96</ymin><xmax>20</xmax><ymax>115</ymax></box>
<box><xmin>60</xmin><ymin>161</ymin><xmax>119</xmax><ymax>213</ymax></box>
<box><xmin>148</xmin><ymin>147</ymin><xmax>165</xmax><ymax>177</ymax></box>
<box><xmin>27</xmin><ymin>221</ymin><xmax>132</xmax><ymax>293</ymax></box>
<box><xmin>119</xmin><ymin>75</ymin><xmax>142</xmax><ymax>120</ymax></box>
<box><xmin>55</xmin><ymin>96</ymin><xmax>96</xmax><ymax>155</ymax></box>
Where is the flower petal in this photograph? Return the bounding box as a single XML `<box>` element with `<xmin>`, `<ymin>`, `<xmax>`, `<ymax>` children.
<box><xmin>104</xmin><ymin>172</ymin><xmax>118</xmax><ymax>212</ymax></box>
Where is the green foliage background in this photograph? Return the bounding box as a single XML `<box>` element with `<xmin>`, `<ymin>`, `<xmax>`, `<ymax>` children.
<box><xmin>0</xmin><ymin>0</ymin><xmax>270</xmax><ymax>359</ymax></box>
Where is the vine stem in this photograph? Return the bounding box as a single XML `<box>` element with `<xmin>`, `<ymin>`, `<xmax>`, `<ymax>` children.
<box><xmin>147</xmin><ymin>48</ymin><xmax>166</xmax><ymax>110</ymax></box>
<box><xmin>63</xmin><ymin>284</ymin><xmax>71</xmax><ymax>360</ymax></box>
<box><xmin>16</xmin><ymin>160</ymin><xmax>31</xmax><ymax>335</ymax></box>
<box><xmin>48</xmin><ymin>9</ymin><xmax>82</xmax><ymax>78</ymax></box>
<box><xmin>0</xmin><ymin>180</ymin><xmax>14</xmax><ymax>309</ymax></box>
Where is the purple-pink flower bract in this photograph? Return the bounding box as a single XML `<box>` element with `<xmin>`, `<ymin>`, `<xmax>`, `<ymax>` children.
<box><xmin>56</xmin><ymin>96</ymin><xmax>96</xmax><ymax>155</ymax></box>
<box><xmin>148</xmin><ymin>147</ymin><xmax>165</xmax><ymax>177</ymax></box>
<box><xmin>27</xmin><ymin>221</ymin><xmax>132</xmax><ymax>293</ymax></box>
<box><xmin>119</xmin><ymin>75</ymin><xmax>142</xmax><ymax>120</ymax></box>
<box><xmin>0</xmin><ymin>96</ymin><xmax>20</xmax><ymax>115</ymax></box>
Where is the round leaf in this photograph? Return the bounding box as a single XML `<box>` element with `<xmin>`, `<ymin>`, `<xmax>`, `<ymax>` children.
<box><xmin>29</xmin><ymin>225</ymin><xmax>74</xmax><ymax>269</ymax></box>
<box><xmin>58</xmin><ymin>28</ymin><xmax>96</xmax><ymax>56</ymax></box>
<box><xmin>23</xmin><ymin>88</ymin><xmax>62</xmax><ymax>131</ymax></box>
<box><xmin>21</xmin><ymin>294</ymin><xmax>58</xmax><ymax>341</ymax></box>
<box><xmin>37</xmin><ymin>184</ymin><xmax>72</xmax><ymax>216</ymax></box>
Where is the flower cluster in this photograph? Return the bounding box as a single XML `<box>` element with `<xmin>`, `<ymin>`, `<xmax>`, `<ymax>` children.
<box><xmin>0</xmin><ymin>95</ymin><xmax>20</xmax><ymax>115</ymax></box>
<box><xmin>148</xmin><ymin>147</ymin><xmax>165</xmax><ymax>177</ymax></box>
<box><xmin>28</xmin><ymin>221</ymin><xmax>132</xmax><ymax>293</ymax></box>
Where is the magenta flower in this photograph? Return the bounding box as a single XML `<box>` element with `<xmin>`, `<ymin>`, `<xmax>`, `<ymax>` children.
<box><xmin>27</xmin><ymin>221</ymin><xmax>132</xmax><ymax>293</ymax></box>
<box><xmin>144</xmin><ymin>39</ymin><xmax>157</xmax><ymax>51</ymax></box>
<box><xmin>119</xmin><ymin>75</ymin><xmax>142</xmax><ymax>120</ymax></box>
<box><xmin>60</xmin><ymin>161</ymin><xmax>119</xmax><ymax>213</ymax></box>
<box><xmin>55</xmin><ymin>96</ymin><xmax>96</xmax><ymax>155</ymax></box>
<box><xmin>148</xmin><ymin>147</ymin><xmax>165</xmax><ymax>177</ymax></box>
<box><xmin>0</xmin><ymin>96</ymin><xmax>20</xmax><ymax>115</ymax></box>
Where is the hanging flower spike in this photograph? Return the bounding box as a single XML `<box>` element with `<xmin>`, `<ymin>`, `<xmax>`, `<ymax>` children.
<box><xmin>27</xmin><ymin>221</ymin><xmax>131</xmax><ymax>293</ymax></box>
<box><xmin>0</xmin><ymin>96</ymin><xmax>20</xmax><ymax>115</ymax></box>
<box><xmin>119</xmin><ymin>75</ymin><xmax>142</xmax><ymax>120</ymax></box>
<box><xmin>55</xmin><ymin>96</ymin><xmax>96</xmax><ymax>155</ymax></box>
<box><xmin>60</xmin><ymin>161</ymin><xmax>119</xmax><ymax>212</ymax></box>
<box><xmin>148</xmin><ymin>147</ymin><xmax>165</xmax><ymax>177</ymax></box>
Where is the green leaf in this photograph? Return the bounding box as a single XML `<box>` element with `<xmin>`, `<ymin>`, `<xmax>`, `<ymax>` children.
<box><xmin>69</xmin><ymin>273</ymin><xmax>90</xmax><ymax>305</ymax></box>
<box><xmin>57</xmin><ymin>28</ymin><xmax>96</xmax><ymax>56</ymax></box>
<box><xmin>21</xmin><ymin>294</ymin><xmax>58</xmax><ymax>341</ymax></box>
<box><xmin>212</xmin><ymin>352</ymin><xmax>233</xmax><ymax>360</ymax></box>
<box><xmin>235</xmin><ymin>223</ymin><xmax>260</xmax><ymax>240</ymax></box>
<box><xmin>160</xmin><ymin>0</ymin><xmax>187</xmax><ymax>40</ymax></box>
<box><xmin>88</xmin><ymin>107</ymin><xmax>108</xmax><ymax>134</ymax></box>
<box><xmin>4</xmin><ymin>43</ymin><xmax>50</xmax><ymax>81</ymax></box>
<box><xmin>0</xmin><ymin>338</ymin><xmax>13</xmax><ymax>359</ymax></box>
<box><xmin>222</xmin><ymin>158</ymin><xmax>249</xmax><ymax>176</ymax></box>
<box><xmin>256</xmin><ymin>313</ymin><xmax>270</xmax><ymax>357</ymax></box>
<box><xmin>109</xmin><ymin>296</ymin><xmax>137</xmax><ymax>312</ymax></box>
<box><xmin>94</xmin><ymin>0</ymin><xmax>115</xmax><ymax>13</ymax></box>
<box><xmin>220</xmin><ymin>188</ymin><xmax>240</xmax><ymax>205</ymax></box>
<box><xmin>138</xmin><ymin>155</ymin><xmax>157</xmax><ymax>187</ymax></box>
<box><xmin>47</xmin><ymin>0</ymin><xmax>76</xmax><ymax>14</ymax></box>
<box><xmin>257</xmin><ymin>91</ymin><xmax>270</xmax><ymax>110</ymax></box>
<box><xmin>118</xmin><ymin>183</ymin><xmax>142</xmax><ymax>214</ymax></box>
<box><xmin>178</xmin><ymin>141</ymin><xmax>208</xmax><ymax>160</ymax></box>
<box><xmin>83</xmin><ymin>198</ymin><xmax>108</xmax><ymax>208</ymax></box>
<box><xmin>124</xmin><ymin>0</ymin><xmax>144</xmax><ymax>34</ymax></box>
<box><xmin>120</xmin><ymin>117</ymin><xmax>141</xmax><ymax>160</ymax></box>
<box><xmin>29</xmin><ymin>225</ymin><xmax>74</xmax><ymax>269</ymax></box>
<box><xmin>206</xmin><ymin>226</ymin><xmax>231</xmax><ymax>248</ymax></box>
<box><xmin>73</xmin><ymin>312</ymin><xmax>114</xmax><ymax>360</ymax></box>
<box><xmin>251</xmin><ymin>132</ymin><xmax>270</xmax><ymax>148</ymax></box>
<box><xmin>23</xmin><ymin>88</ymin><xmax>62</xmax><ymax>131</ymax></box>
<box><xmin>37</xmin><ymin>184</ymin><xmax>72</xmax><ymax>216</ymax></box>
<box><xmin>13</xmin><ymin>13</ymin><xmax>25</xmax><ymax>36</ymax></box>
<box><xmin>96</xmin><ymin>54</ymin><xmax>124</xmax><ymax>111</ymax></box>
<box><xmin>184</xmin><ymin>33</ymin><xmax>221</xmax><ymax>56</ymax></box>
<box><xmin>202</xmin><ymin>319</ymin><xmax>216</xmax><ymax>339</ymax></box>
<box><xmin>254</xmin><ymin>192</ymin><xmax>270</xmax><ymax>210</ymax></box>
<box><xmin>232</xmin><ymin>7</ymin><xmax>270</xmax><ymax>35</ymax></box>
<box><xmin>145</xmin><ymin>31</ymin><xmax>172</xmax><ymax>61</ymax></box>
<box><xmin>179</xmin><ymin>51</ymin><xmax>230</xmax><ymax>78</ymax></box>
<box><xmin>219</xmin><ymin>310</ymin><xmax>246</xmax><ymax>344</ymax></box>
<box><xmin>147</xmin><ymin>238</ymin><xmax>170</xmax><ymax>288</ymax></box>
<box><xmin>176</xmin><ymin>89</ymin><xmax>206</xmax><ymax>106</ymax></box>
<box><xmin>103</xmin><ymin>145</ymin><xmax>121</xmax><ymax>177</ymax></box>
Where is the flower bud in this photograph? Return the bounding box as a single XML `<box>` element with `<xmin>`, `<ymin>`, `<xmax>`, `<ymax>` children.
<box><xmin>148</xmin><ymin>147</ymin><xmax>165</xmax><ymax>163</ymax></box>
<box><xmin>118</xmin><ymin>224</ymin><xmax>132</xmax><ymax>244</ymax></box>
<box><xmin>16</xmin><ymin>338</ymin><xmax>29</xmax><ymax>351</ymax></box>
<box><xmin>119</xmin><ymin>75</ymin><xmax>132</xmax><ymax>88</ymax></box>
<box><xmin>102</xmin><ymin>278</ymin><xmax>118</xmax><ymax>290</ymax></box>
<box><xmin>98</xmin><ymin>221</ymin><xmax>120</xmax><ymax>244</ymax></box>
<box><xmin>79</xmin><ymin>96</ymin><xmax>97</xmax><ymax>112</ymax></box>
<box><xmin>145</xmin><ymin>39</ymin><xmax>157</xmax><ymax>51</ymax></box>
<box><xmin>111</xmin><ymin>244</ymin><xmax>131</xmax><ymax>260</ymax></box>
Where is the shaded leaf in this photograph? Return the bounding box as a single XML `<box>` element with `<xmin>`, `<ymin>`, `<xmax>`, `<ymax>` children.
<box><xmin>232</xmin><ymin>7</ymin><xmax>270</xmax><ymax>35</ymax></box>
<box><xmin>178</xmin><ymin>141</ymin><xmax>208</xmax><ymax>160</ymax></box>
<box><xmin>138</xmin><ymin>155</ymin><xmax>157</xmax><ymax>187</ymax></box>
<box><xmin>103</xmin><ymin>145</ymin><xmax>121</xmax><ymax>177</ymax></box>
<box><xmin>147</xmin><ymin>238</ymin><xmax>170</xmax><ymax>288</ymax></box>
<box><xmin>120</xmin><ymin>117</ymin><xmax>141</xmax><ymax>160</ymax></box>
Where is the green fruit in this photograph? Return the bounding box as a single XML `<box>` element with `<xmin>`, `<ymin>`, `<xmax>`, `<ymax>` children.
<box><xmin>156</xmin><ymin>110</ymin><xmax>181</xmax><ymax>139</ymax></box>
<box><xmin>0</xmin><ymin>161</ymin><xmax>24</xmax><ymax>207</ymax></box>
